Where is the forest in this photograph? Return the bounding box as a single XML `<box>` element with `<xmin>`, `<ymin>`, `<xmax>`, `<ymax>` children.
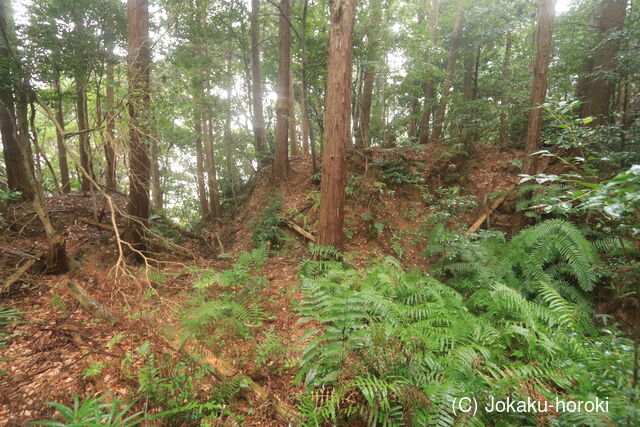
<box><xmin>0</xmin><ymin>0</ymin><xmax>639</xmax><ymax>425</ymax></box>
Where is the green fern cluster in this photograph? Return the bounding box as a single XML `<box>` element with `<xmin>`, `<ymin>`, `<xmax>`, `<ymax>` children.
<box><xmin>433</xmin><ymin>220</ymin><xmax>600</xmax><ymax>312</ymax></box>
<box><xmin>251</xmin><ymin>194</ymin><xmax>290</xmax><ymax>249</ymax></box>
<box><xmin>296</xmin><ymin>255</ymin><xmax>637</xmax><ymax>426</ymax></box>
<box><xmin>191</xmin><ymin>246</ymin><xmax>268</xmax><ymax>290</ymax></box>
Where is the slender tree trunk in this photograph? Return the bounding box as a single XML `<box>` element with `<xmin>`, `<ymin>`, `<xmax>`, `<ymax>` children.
<box><xmin>150</xmin><ymin>124</ymin><xmax>162</xmax><ymax>210</ymax></box>
<box><xmin>75</xmin><ymin>72</ymin><xmax>95</xmax><ymax>191</ymax></box>
<box><xmin>356</xmin><ymin>65</ymin><xmax>375</xmax><ymax>149</ymax></box>
<box><xmin>0</xmin><ymin>1</ymin><xmax>34</xmax><ymax>201</ymax></box>
<box><xmin>459</xmin><ymin>43</ymin><xmax>478</xmax><ymax>150</ymax></box>
<box><xmin>250</xmin><ymin>0</ymin><xmax>268</xmax><ymax>167</ymax></box>
<box><xmin>301</xmin><ymin>90</ymin><xmax>310</xmax><ymax>156</ymax></box>
<box><xmin>125</xmin><ymin>0</ymin><xmax>152</xmax><ymax>259</ymax></box>
<box><xmin>499</xmin><ymin>34</ymin><xmax>512</xmax><ymax>146</ymax></box>
<box><xmin>577</xmin><ymin>0</ymin><xmax>627</xmax><ymax>122</ymax></box>
<box><xmin>289</xmin><ymin>67</ymin><xmax>299</xmax><ymax>156</ymax></box>
<box><xmin>53</xmin><ymin>74</ymin><xmax>70</xmax><ymax>193</ymax></box>
<box><xmin>431</xmin><ymin>0</ymin><xmax>463</xmax><ymax>141</ymax></box>
<box><xmin>513</xmin><ymin>0</ymin><xmax>555</xmax><ymax>233</ymax></box>
<box><xmin>194</xmin><ymin>95</ymin><xmax>209</xmax><ymax>218</ymax></box>
<box><xmin>204</xmin><ymin>102</ymin><xmax>221</xmax><ymax>220</ymax></box>
<box><xmin>301</xmin><ymin>0</ymin><xmax>316</xmax><ymax>171</ymax></box>
<box><xmin>273</xmin><ymin>0</ymin><xmax>291</xmax><ymax>183</ymax></box>
<box><xmin>419</xmin><ymin>0</ymin><xmax>439</xmax><ymax>144</ymax></box>
<box><xmin>317</xmin><ymin>0</ymin><xmax>356</xmax><ymax>248</ymax></box>
<box><xmin>104</xmin><ymin>59</ymin><xmax>117</xmax><ymax>191</ymax></box>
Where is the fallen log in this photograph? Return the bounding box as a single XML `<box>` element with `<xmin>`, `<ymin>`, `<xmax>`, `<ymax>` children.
<box><xmin>144</xmin><ymin>314</ymin><xmax>300</xmax><ymax>424</ymax></box>
<box><xmin>65</xmin><ymin>280</ymin><xmax>117</xmax><ymax>326</ymax></box>
<box><xmin>286</xmin><ymin>219</ymin><xmax>316</xmax><ymax>243</ymax></box>
<box><xmin>0</xmin><ymin>257</ymin><xmax>38</xmax><ymax>294</ymax></box>
<box><xmin>0</xmin><ymin>245</ymin><xmax>37</xmax><ymax>259</ymax></box>
<box><xmin>54</xmin><ymin>280</ymin><xmax>299</xmax><ymax>423</ymax></box>
<box><xmin>466</xmin><ymin>185</ymin><xmax>515</xmax><ymax>235</ymax></box>
<box><xmin>79</xmin><ymin>217</ymin><xmax>120</xmax><ymax>234</ymax></box>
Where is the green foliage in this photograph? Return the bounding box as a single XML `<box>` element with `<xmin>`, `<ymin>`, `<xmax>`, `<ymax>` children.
<box><xmin>181</xmin><ymin>296</ymin><xmax>264</xmax><ymax>341</ymax></box>
<box><xmin>295</xmin><ymin>256</ymin><xmax>637</xmax><ymax>426</ymax></box>
<box><xmin>122</xmin><ymin>341</ymin><xmax>223</xmax><ymax>424</ymax></box>
<box><xmin>33</xmin><ymin>394</ymin><xmax>146</xmax><ymax>427</ymax></box>
<box><xmin>190</xmin><ymin>246</ymin><xmax>267</xmax><ymax>290</ymax></box>
<box><xmin>251</xmin><ymin>195</ymin><xmax>290</xmax><ymax>249</ymax></box>
<box><xmin>254</xmin><ymin>327</ymin><xmax>287</xmax><ymax>371</ymax></box>
<box><xmin>372</xmin><ymin>159</ymin><xmax>424</xmax><ymax>185</ymax></box>
<box><xmin>0</xmin><ymin>190</ymin><xmax>21</xmax><ymax>203</ymax></box>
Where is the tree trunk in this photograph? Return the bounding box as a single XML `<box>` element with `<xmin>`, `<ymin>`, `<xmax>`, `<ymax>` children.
<box><xmin>150</xmin><ymin>124</ymin><xmax>162</xmax><ymax>210</ymax></box>
<box><xmin>301</xmin><ymin>90</ymin><xmax>310</xmax><ymax>156</ymax></box>
<box><xmin>317</xmin><ymin>0</ymin><xmax>356</xmax><ymax>248</ymax></box>
<box><xmin>0</xmin><ymin>0</ymin><xmax>34</xmax><ymax>201</ymax></box>
<box><xmin>250</xmin><ymin>0</ymin><xmax>268</xmax><ymax>168</ymax></box>
<box><xmin>75</xmin><ymin>72</ymin><xmax>95</xmax><ymax>192</ymax></box>
<box><xmin>301</xmin><ymin>0</ymin><xmax>316</xmax><ymax>170</ymax></box>
<box><xmin>289</xmin><ymin>67</ymin><xmax>299</xmax><ymax>156</ymax></box>
<box><xmin>204</xmin><ymin>98</ymin><xmax>221</xmax><ymax>220</ymax></box>
<box><xmin>356</xmin><ymin>65</ymin><xmax>375</xmax><ymax>149</ymax></box>
<box><xmin>577</xmin><ymin>0</ymin><xmax>627</xmax><ymax>122</ymax></box>
<box><xmin>104</xmin><ymin>59</ymin><xmax>117</xmax><ymax>191</ymax></box>
<box><xmin>512</xmin><ymin>0</ymin><xmax>555</xmax><ymax>233</ymax></box>
<box><xmin>273</xmin><ymin>0</ymin><xmax>291</xmax><ymax>183</ymax></box>
<box><xmin>125</xmin><ymin>0</ymin><xmax>152</xmax><ymax>259</ymax></box>
<box><xmin>53</xmin><ymin>74</ymin><xmax>71</xmax><ymax>193</ymax></box>
<box><xmin>499</xmin><ymin>34</ymin><xmax>512</xmax><ymax>146</ymax></box>
<box><xmin>431</xmin><ymin>0</ymin><xmax>464</xmax><ymax>141</ymax></box>
<box><xmin>418</xmin><ymin>0</ymin><xmax>439</xmax><ymax>144</ymax></box>
<box><xmin>194</xmin><ymin>94</ymin><xmax>209</xmax><ymax>218</ymax></box>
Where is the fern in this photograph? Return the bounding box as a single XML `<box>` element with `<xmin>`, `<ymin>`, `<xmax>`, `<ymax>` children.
<box><xmin>295</xmin><ymin>256</ymin><xmax>637</xmax><ymax>426</ymax></box>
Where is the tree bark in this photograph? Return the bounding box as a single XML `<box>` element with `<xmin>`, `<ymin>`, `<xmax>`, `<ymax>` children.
<box><xmin>356</xmin><ymin>65</ymin><xmax>375</xmax><ymax>149</ymax></box>
<box><xmin>125</xmin><ymin>0</ymin><xmax>152</xmax><ymax>259</ymax></box>
<box><xmin>418</xmin><ymin>0</ymin><xmax>439</xmax><ymax>144</ymax></box>
<box><xmin>273</xmin><ymin>0</ymin><xmax>291</xmax><ymax>183</ymax></box>
<box><xmin>577</xmin><ymin>0</ymin><xmax>627</xmax><ymax>122</ymax></box>
<box><xmin>0</xmin><ymin>0</ymin><xmax>34</xmax><ymax>201</ymax></box>
<box><xmin>289</xmin><ymin>67</ymin><xmax>299</xmax><ymax>156</ymax></box>
<box><xmin>204</xmin><ymin>98</ymin><xmax>221</xmax><ymax>220</ymax></box>
<box><xmin>150</xmin><ymin>124</ymin><xmax>162</xmax><ymax>210</ymax></box>
<box><xmin>499</xmin><ymin>34</ymin><xmax>513</xmax><ymax>146</ymax></box>
<box><xmin>104</xmin><ymin>59</ymin><xmax>117</xmax><ymax>191</ymax></box>
<box><xmin>317</xmin><ymin>0</ymin><xmax>356</xmax><ymax>248</ymax></box>
<box><xmin>193</xmin><ymin>93</ymin><xmax>209</xmax><ymax>218</ymax></box>
<box><xmin>431</xmin><ymin>0</ymin><xmax>464</xmax><ymax>141</ymax></box>
<box><xmin>250</xmin><ymin>0</ymin><xmax>268</xmax><ymax>168</ymax></box>
<box><xmin>75</xmin><ymin>71</ymin><xmax>95</xmax><ymax>192</ymax></box>
<box><xmin>53</xmin><ymin>74</ymin><xmax>71</xmax><ymax>193</ymax></box>
<box><xmin>512</xmin><ymin>0</ymin><xmax>555</xmax><ymax>233</ymax></box>
<box><xmin>301</xmin><ymin>0</ymin><xmax>316</xmax><ymax>171</ymax></box>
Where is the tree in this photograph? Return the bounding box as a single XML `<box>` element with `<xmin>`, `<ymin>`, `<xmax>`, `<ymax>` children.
<box><xmin>250</xmin><ymin>0</ymin><xmax>268</xmax><ymax>167</ymax></box>
<box><xmin>431</xmin><ymin>0</ymin><xmax>464</xmax><ymax>141</ymax></box>
<box><xmin>317</xmin><ymin>0</ymin><xmax>356</xmax><ymax>248</ymax></box>
<box><xmin>124</xmin><ymin>0</ymin><xmax>151</xmax><ymax>259</ymax></box>
<box><xmin>418</xmin><ymin>0</ymin><xmax>439</xmax><ymax>144</ymax></box>
<box><xmin>273</xmin><ymin>0</ymin><xmax>291</xmax><ymax>183</ymax></box>
<box><xmin>513</xmin><ymin>0</ymin><xmax>555</xmax><ymax>233</ymax></box>
<box><xmin>0</xmin><ymin>0</ymin><xmax>35</xmax><ymax>201</ymax></box>
<box><xmin>577</xmin><ymin>0</ymin><xmax>627</xmax><ymax>122</ymax></box>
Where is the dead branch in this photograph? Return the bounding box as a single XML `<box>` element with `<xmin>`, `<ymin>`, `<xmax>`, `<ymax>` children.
<box><xmin>285</xmin><ymin>219</ymin><xmax>316</xmax><ymax>243</ymax></box>
<box><xmin>78</xmin><ymin>217</ymin><xmax>121</xmax><ymax>234</ymax></box>
<box><xmin>143</xmin><ymin>314</ymin><xmax>300</xmax><ymax>424</ymax></box>
<box><xmin>0</xmin><ymin>257</ymin><xmax>38</xmax><ymax>294</ymax></box>
<box><xmin>466</xmin><ymin>185</ymin><xmax>516</xmax><ymax>235</ymax></box>
<box><xmin>0</xmin><ymin>245</ymin><xmax>37</xmax><ymax>259</ymax></box>
<box><xmin>64</xmin><ymin>280</ymin><xmax>117</xmax><ymax>326</ymax></box>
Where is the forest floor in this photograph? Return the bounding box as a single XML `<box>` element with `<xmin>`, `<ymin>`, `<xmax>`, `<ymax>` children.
<box><xmin>1</xmin><ymin>143</ymin><xmax>542</xmax><ymax>425</ymax></box>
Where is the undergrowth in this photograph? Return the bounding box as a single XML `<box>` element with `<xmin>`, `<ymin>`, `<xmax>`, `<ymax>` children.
<box><xmin>295</xmin><ymin>220</ymin><xmax>638</xmax><ymax>426</ymax></box>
